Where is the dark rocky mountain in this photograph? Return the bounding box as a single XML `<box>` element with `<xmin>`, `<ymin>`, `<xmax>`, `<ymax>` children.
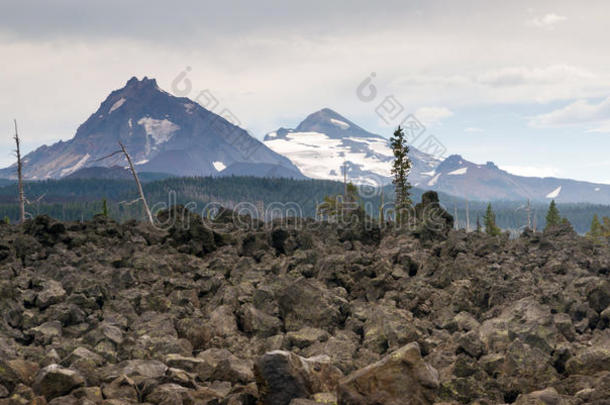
<box><xmin>0</xmin><ymin>77</ymin><xmax>303</xmax><ymax>180</ymax></box>
<box><xmin>0</xmin><ymin>205</ymin><xmax>608</xmax><ymax>404</ymax></box>
<box><xmin>264</xmin><ymin>109</ymin><xmax>610</xmax><ymax>204</ymax></box>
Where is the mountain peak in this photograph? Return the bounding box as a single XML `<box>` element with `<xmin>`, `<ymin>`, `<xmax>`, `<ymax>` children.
<box><xmin>124</xmin><ymin>76</ymin><xmax>159</xmax><ymax>92</ymax></box>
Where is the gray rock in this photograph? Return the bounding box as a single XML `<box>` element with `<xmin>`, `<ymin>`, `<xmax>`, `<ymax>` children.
<box><xmin>32</xmin><ymin>364</ymin><xmax>85</xmax><ymax>400</ymax></box>
<box><xmin>254</xmin><ymin>351</ymin><xmax>343</xmax><ymax>405</ymax></box>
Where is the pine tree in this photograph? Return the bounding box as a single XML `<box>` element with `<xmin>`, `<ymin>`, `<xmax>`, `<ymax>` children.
<box><xmin>484</xmin><ymin>203</ymin><xmax>501</xmax><ymax>236</ymax></box>
<box><xmin>603</xmin><ymin>217</ymin><xmax>610</xmax><ymax>238</ymax></box>
<box><xmin>587</xmin><ymin>214</ymin><xmax>603</xmax><ymax>243</ymax></box>
<box><xmin>545</xmin><ymin>200</ymin><xmax>561</xmax><ymax>230</ymax></box>
<box><xmin>390</xmin><ymin>126</ymin><xmax>412</xmax><ymax>223</ymax></box>
<box><xmin>101</xmin><ymin>198</ymin><xmax>109</xmax><ymax>217</ymax></box>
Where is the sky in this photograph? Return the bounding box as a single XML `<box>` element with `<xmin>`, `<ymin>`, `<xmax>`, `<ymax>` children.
<box><xmin>1</xmin><ymin>0</ymin><xmax>609</xmax><ymax>183</ymax></box>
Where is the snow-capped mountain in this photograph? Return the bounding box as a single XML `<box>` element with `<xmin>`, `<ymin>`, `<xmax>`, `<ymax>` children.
<box><xmin>0</xmin><ymin>77</ymin><xmax>303</xmax><ymax>180</ymax></box>
<box><xmin>263</xmin><ymin>108</ymin><xmax>440</xmax><ymax>187</ymax></box>
<box><xmin>420</xmin><ymin>155</ymin><xmax>610</xmax><ymax>204</ymax></box>
<box><xmin>264</xmin><ymin>109</ymin><xmax>610</xmax><ymax>204</ymax></box>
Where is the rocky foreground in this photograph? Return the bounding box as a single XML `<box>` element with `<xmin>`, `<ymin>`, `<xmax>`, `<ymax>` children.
<box><xmin>0</xmin><ymin>206</ymin><xmax>609</xmax><ymax>405</ymax></box>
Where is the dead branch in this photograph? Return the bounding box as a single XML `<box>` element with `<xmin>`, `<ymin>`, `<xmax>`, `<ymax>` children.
<box><xmin>119</xmin><ymin>142</ymin><xmax>153</xmax><ymax>224</ymax></box>
<box><xmin>13</xmin><ymin>119</ymin><xmax>25</xmax><ymax>224</ymax></box>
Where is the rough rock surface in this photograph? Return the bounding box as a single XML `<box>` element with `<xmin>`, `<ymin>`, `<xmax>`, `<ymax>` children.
<box><xmin>0</xmin><ymin>212</ymin><xmax>608</xmax><ymax>404</ymax></box>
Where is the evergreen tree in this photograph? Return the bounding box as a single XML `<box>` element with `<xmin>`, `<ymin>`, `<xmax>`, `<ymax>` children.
<box><xmin>484</xmin><ymin>203</ymin><xmax>501</xmax><ymax>236</ymax></box>
<box><xmin>603</xmin><ymin>217</ymin><xmax>610</xmax><ymax>238</ymax></box>
<box><xmin>545</xmin><ymin>200</ymin><xmax>561</xmax><ymax>229</ymax></box>
<box><xmin>476</xmin><ymin>216</ymin><xmax>481</xmax><ymax>233</ymax></box>
<box><xmin>587</xmin><ymin>214</ymin><xmax>604</xmax><ymax>243</ymax></box>
<box><xmin>101</xmin><ymin>198</ymin><xmax>109</xmax><ymax>217</ymax></box>
<box><xmin>390</xmin><ymin>126</ymin><xmax>412</xmax><ymax>222</ymax></box>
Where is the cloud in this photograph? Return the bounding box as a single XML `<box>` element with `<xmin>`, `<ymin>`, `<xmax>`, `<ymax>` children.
<box><xmin>529</xmin><ymin>13</ymin><xmax>567</xmax><ymax>29</ymax></box>
<box><xmin>500</xmin><ymin>165</ymin><xmax>561</xmax><ymax>178</ymax></box>
<box><xmin>530</xmin><ymin>96</ymin><xmax>610</xmax><ymax>129</ymax></box>
<box><xmin>464</xmin><ymin>127</ymin><xmax>483</xmax><ymax>133</ymax></box>
<box><xmin>477</xmin><ymin>65</ymin><xmax>594</xmax><ymax>87</ymax></box>
<box><xmin>414</xmin><ymin>107</ymin><xmax>454</xmax><ymax>126</ymax></box>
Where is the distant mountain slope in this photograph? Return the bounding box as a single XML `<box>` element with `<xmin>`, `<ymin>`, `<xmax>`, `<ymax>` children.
<box><xmin>0</xmin><ymin>77</ymin><xmax>303</xmax><ymax>180</ymax></box>
<box><xmin>264</xmin><ymin>109</ymin><xmax>610</xmax><ymax>204</ymax></box>
<box><xmin>420</xmin><ymin>155</ymin><xmax>610</xmax><ymax>204</ymax></box>
<box><xmin>263</xmin><ymin>108</ymin><xmax>440</xmax><ymax>186</ymax></box>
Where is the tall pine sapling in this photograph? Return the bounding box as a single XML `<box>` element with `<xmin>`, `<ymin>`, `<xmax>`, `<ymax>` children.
<box><xmin>390</xmin><ymin>126</ymin><xmax>412</xmax><ymax>223</ymax></box>
<box><xmin>587</xmin><ymin>214</ymin><xmax>603</xmax><ymax>243</ymax></box>
<box><xmin>545</xmin><ymin>200</ymin><xmax>561</xmax><ymax>230</ymax></box>
<box><xmin>484</xmin><ymin>203</ymin><xmax>501</xmax><ymax>236</ymax></box>
<box><xmin>101</xmin><ymin>198</ymin><xmax>109</xmax><ymax>217</ymax></box>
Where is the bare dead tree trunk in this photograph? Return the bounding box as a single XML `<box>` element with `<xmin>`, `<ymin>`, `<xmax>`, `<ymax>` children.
<box><xmin>466</xmin><ymin>200</ymin><xmax>470</xmax><ymax>232</ymax></box>
<box><xmin>13</xmin><ymin>119</ymin><xmax>25</xmax><ymax>224</ymax></box>
<box><xmin>526</xmin><ymin>199</ymin><xmax>532</xmax><ymax>229</ymax></box>
<box><xmin>119</xmin><ymin>142</ymin><xmax>153</xmax><ymax>224</ymax></box>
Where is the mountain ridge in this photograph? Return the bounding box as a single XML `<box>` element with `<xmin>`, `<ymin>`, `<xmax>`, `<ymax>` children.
<box><xmin>264</xmin><ymin>109</ymin><xmax>610</xmax><ymax>204</ymax></box>
<box><xmin>0</xmin><ymin>76</ymin><xmax>303</xmax><ymax>180</ymax></box>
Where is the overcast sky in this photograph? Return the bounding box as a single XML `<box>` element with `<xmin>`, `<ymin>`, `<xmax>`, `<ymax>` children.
<box><xmin>1</xmin><ymin>0</ymin><xmax>610</xmax><ymax>183</ymax></box>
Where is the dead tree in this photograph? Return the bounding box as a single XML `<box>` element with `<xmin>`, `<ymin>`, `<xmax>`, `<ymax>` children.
<box><xmin>13</xmin><ymin>119</ymin><xmax>25</xmax><ymax>223</ymax></box>
<box><xmin>526</xmin><ymin>199</ymin><xmax>532</xmax><ymax>229</ymax></box>
<box><xmin>119</xmin><ymin>142</ymin><xmax>153</xmax><ymax>224</ymax></box>
<box><xmin>465</xmin><ymin>200</ymin><xmax>470</xmax><ymax>232</ymax></box>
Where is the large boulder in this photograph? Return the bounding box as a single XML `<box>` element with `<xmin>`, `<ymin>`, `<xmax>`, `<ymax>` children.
<box><xmin>337</xmin><ymin>342</ymin><xmax>439</xmax><ymax>405</ymax></box>
<box><xmin>254</xmin><ymin>351</ymin><xmax>343</xmax><ymax>405</ymax></box>
<box><xmin>32</xmin><ymin>364</ymin><xmax>85</xmax><ymax>400</ymax></box>
<box><xmin>278</xmin><ymin>279</ymin><xmax>349</xmax><ymax>333</ymax></box>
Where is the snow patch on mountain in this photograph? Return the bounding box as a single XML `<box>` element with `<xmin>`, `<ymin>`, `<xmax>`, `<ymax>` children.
<box><xmin>109</xmin><ymin>98</ymin><xmax>126</xmax><ymax>114</ymax></box>
<box><xmin>448</xmin><ymin>167</ymin><xmax>468</xmax><ymax>175</ymax></box>
<box><xmin>213</xmin><ymin>161</ymin><xmax>226</xmax><ymax>171</ymax></box>
<box><xmin>546</xmin><ymin>186</ymin><xmax>562</xmax><ymax>198</ymax></box>
<box><xmin>60</xmin><ymin>154</ymin><xmax>91</xmax><ymax>177</ymax></box>
<box><xmin>265</xmin><ymin>131</ymin><xmax>392</xmax><ymax>181</ymax></box>
<box><xmin>330</xmin><ymin>118</ymin><xmax>350</xmax><ymax>130</ymax></box>
<box><xmin>428</xmin><ymin>173</ymin><xmax>441</xmax><ymax>186</ymax></box>
<box><xmin>184</xmin><ymin>103</ymin><xmax>195</xmax><ymax>114</ymax></box>
<box><xmin>137</xmin><ymin>118</ymin><xmax>180</xmax><ymax>152</ymax></box>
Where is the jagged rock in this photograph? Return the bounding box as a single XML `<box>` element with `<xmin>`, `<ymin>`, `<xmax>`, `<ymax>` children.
<box><xmin>102</xmin><ymin>375</ymin><xmax>138</xmax><ymax>402</ymax></box>
<box><xmin>144</xmin><ymin>383</ymin><xmax>191</xmax><ymax>404</ymax></box>
<box><xmin>337</xmin><ymin>342</ymin><xmax>439</xmax><ymax>405</ymax></box>
<box><xmin>211</xmin><ymin>355</ymin><xmax>254</xmax><ymax>384</ymax></box>
<box><xmin>278</xmin><ymin>279</ymin><xmax>349</xmax><ymax>333</ymax></box>
<box><xmin>238</xmin><ymin>304</ymin><xmax>282</xmax><ymax>338</ymax></box>
<box><xmin>254</xmin><ymin>351</ymin><xmax>343</xmax><ymax>405</ymax></box>
<box><xmin>32</xmin><ymin>364</ymin><xmax>85</xmax><ymax>400</ymax></box>
<box><xmin>286</xmin><ymin>327</ymin><xmax>329</xmax><ymax>349</ymax></box>
<box><xmin>514</xmin><ymin>387</ymin><xmax>562</xmax><ymax>405</ymax></box>
<box><xmin>35</xmin><ymin>280</ymin><xmax>66</xmax><ymax>310</ymax></box>
<box><xmin>0</xmin><ymin>214</ymin><xmax>608</xmax><ymax>404</ymax></box>
<box><xmin>0</xmin><ymin>359</ymin><xmax>39</xmax><ymax>391</ymax></box>
<box><xmin>565</xmin><ymin>346</ymin><xmax>610</xmax><ymax>375</ymax></box>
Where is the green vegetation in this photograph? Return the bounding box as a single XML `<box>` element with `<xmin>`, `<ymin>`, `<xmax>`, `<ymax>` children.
<box><xmin>483</xmin><ymin>203</ymin><xmax>501</xmax><ymax>236</ymax></box>
<box><xmin>0</xmin><ymin>176</ymin><xmax>608</xmax><ymax>234</ymax></box>
<box><xmin>587</xmin><ymin>214</ymin><xmax>610</xmax><ymax>244</ymax></box>
<box><xmin>545</xmin><ymin>200</ymin><xmax>562</xmax><ymax>230</ymax></box>
<box><xmin>390</xmin><ymin>126</ymin><xmax>412</xmax><ymax>222</ymax></box>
